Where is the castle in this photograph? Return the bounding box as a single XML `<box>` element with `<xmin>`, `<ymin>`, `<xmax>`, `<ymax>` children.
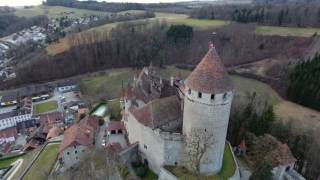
<box><xmin>121</xmin><ymin>44</ymin><xmax>234</xmax><ymax>176</ymax></box>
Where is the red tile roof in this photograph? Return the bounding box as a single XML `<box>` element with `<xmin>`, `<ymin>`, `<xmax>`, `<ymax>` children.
<box><xmin>129</xmin><ymin>96</ymin><xmax>181</xmax><ymax>129</ymax></box>
<box><xmin>0</xmin><ymin>127</ymin><xmax>18</xmax><ymax>140</ymax></box>
<box><xmin>185</xmin><ymin>47</ymin><xmax>233</xmax><ymax>94</ymax></box>
<box><xmin>59</xmin><ymin>116</ymin><xmax>99</xmax><ymax>152</ymax></box>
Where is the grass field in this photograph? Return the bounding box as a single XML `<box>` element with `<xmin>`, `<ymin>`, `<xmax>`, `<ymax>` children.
<box><xmin>46</xmin><ymin>12</ymin><xmax>228</xmax><ymax>55</ymax></box>
<box><xmin>24</xmin><ymin>144</ymin><xmax>60</xmax><ymax>180</ymax></box>
<box><xmin>34</xmin><ymin>101</ymin><xmax>58</xmax><ymax>114</ymax></box>
<box><xmin>166</xmin><ymin>144</ymin><xmax>236</xmax><ymax>180</ymax></box>
<box><xmin>15</xmin><ymin>5</ymin><xmax>108</xmax><ymax>18</ymax></box>
<box><xmin>256</xmin><ymin>26</ymin><xmax>320</xmax><ymax>37</ymax></box>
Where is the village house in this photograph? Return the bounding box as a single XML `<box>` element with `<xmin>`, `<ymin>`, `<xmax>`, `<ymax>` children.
<box><xmin>56</xmin><ymin>80</ymin><xmax>77</xmax><ymax>93</ymax></box>
<box><xmin>59</xmin><ymin>116</ymin><xmax>99</xmax><ymax>170</ymax></box>
<box><xmin>0</xmin><ymin>98</ymin><xmax>33</xmax><ymax>132</ymax></box>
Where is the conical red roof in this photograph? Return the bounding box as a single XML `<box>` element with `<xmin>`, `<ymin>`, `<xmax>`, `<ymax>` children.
<box><xmin>185</xmin><ymin>47</ymin><xmax>233</xmax><ymax>94</ymax></box>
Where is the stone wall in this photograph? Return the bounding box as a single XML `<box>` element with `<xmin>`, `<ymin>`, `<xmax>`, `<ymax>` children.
<box><xmin>183</xmin><ymin>87</ymin><xmax>234</xmax><ymax>175</ymax></box>
<box><xmin>124</xmin><ymin>112</ymin><xmax>183</xmax><ymax>174</ymax></box>
<box><xmin>60</xmin><ymin>145</ymin><xmax>87</xmax><ymax>171</ymax></box>
<box><xmin>158</xmin><ymin>167</ymin><xmax>178</xmax><ymax>180</ymax></box>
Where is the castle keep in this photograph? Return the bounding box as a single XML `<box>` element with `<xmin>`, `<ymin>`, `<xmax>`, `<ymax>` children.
<box><xmin>121</xmin><ymin>44</ymin><xmax>234</xmax><ymax>175</ymax></box>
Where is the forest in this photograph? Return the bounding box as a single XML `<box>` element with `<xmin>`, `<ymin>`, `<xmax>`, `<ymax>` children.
<box><xmin>287</xmin><ymin>55</ymin><xmax>320</xmax><ymax>111</ymax></box>
<box><xmin>190</xmin><ymin>3</ymin><xmax>320</xmax><ymax>27</ymax></box>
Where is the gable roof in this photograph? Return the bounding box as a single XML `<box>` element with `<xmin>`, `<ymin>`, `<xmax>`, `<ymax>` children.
<box><xmin>185</xmin><ymin>47</ymin><xmax>233</xmax><ymax>94</ymax></box>
<box><xmin>129</xmin><ymin>96</ymin><xmax>181</xmax><ymax>129</ymax></box>
<box><xmin>59</xmin><ymin>116</ymin><xmax>99</xmax><ymax>152</ymax></box>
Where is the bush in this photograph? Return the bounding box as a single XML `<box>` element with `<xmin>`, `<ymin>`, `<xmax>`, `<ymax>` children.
<box><xmin>135</xmin><ymin>166</ymin><xmax>147</xmax><ymax>178</ymax></box>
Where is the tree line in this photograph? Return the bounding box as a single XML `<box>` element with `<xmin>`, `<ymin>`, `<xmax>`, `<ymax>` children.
<box><xmin>45</xmin><ymin>0</ymin><xmax>145</xmax><ymax>13</ymax></box>
<box><xmin>287</xmin><ymin>54</ymin><xmax>320</xmax><ymax>111</ymax></box>
<box><xmin>190</xmin><ymin>3</ymin><xmax>320</xmax><ymax>27</ymax></box>
<box><xmin>0</xmin><ymin>14</ymin><xmax>48</xmax><ymax>38</ymax></box>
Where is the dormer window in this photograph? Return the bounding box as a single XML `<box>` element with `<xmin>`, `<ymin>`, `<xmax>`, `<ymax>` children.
<box><xmin>188</xmin><ymin>89</ymin><xmax>191</xmax><ymax>95</ymax></box>
<box><xmin>211</xmin><ymin>94</ymin><xmax>215</xmax><ymax>100</ymax></box>
<box><xmin>198</xmin><ymin>92</ymin><xmax>202</xmax><ymax>98</ymax></box>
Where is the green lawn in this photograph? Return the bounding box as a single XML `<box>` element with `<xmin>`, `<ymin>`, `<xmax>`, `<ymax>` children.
<box><xmin>166</xmin><ymin>144</ymin><xmax>236</xmax><ymax>180</ymax></box>
<box><xmin>256</xmin><ymin>26</ymin><xmax>320</xmax><ymax>37</ymax></box>
<box><xmin>15</xmin><ymin>5</ymin><xmax>108</xmax><ymax>18</ymax></box>
<box><xmin>0</xmin><ymin>154</ymin><xmax>24</xmax><ymax>169</ymax></box>
<box><xmin>24</xmin><ymin>144</ymin><xmax>60</xmax><ymax>180</ymax></box>
<box><xmin>35</xmin><ymin>101</ymin><xmax>58</xmax><ymax>114</ymax></box>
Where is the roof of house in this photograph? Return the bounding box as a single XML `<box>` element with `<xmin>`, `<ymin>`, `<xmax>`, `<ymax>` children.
<box><xmin>59</xmin><ymin>124</ymin><xmax>94</xmax><ymax>152</ymax></box>
<box><xmin>107</xmin><ymin>121</ymin><xmax>124</xmax><ymax>132</ymax></box>
<box><xmin>269</xmin><ymin>144</ymin><xmax>296</xmax><ymax>166</ymax></box>
<box><xmin>46</xmin><ymin>126</ymin><xmax>61</xmax><ymax>140</ymax></box>
<box><xmin>39</xmin><ymin>112</ymin><xmax>63</xmax><ymax>126</ymax></box>
<box><xmin>0</xmin><ymin>127</ymin><xmax>18</xmax><ymax>139</ymax></box>
<box><xmin>59</xmin><ymin>116</ymin><xmax>99</xmax><ymax>152</ymax></box>
<box><xmin>129</xmin><ymin>96</ymin><xmax>181</xmax><ymax>129</ymax></box>
<box><xmin>57</xmin><ymin>79</ymin><xmax>77</xmax><ymax>87</ymax></box>
<box><xmin>185</xmin><ymin>47</ymin><xmax>233</xmax><ymax>94</ymax></box>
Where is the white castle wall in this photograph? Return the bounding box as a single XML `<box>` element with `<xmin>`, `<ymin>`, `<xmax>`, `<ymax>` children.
<box><xmin>183</xmin><ymin>86</ymin><xmax>233</xmax><ymax>175</ymax></box>
<box><xmin>124</xmin><ymin>112</ymin><xmax>183</xmax><ymax>174</ymax></box>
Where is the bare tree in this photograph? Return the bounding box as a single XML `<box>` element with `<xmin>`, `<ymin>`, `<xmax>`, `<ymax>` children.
<box><xmin>184</xmin><ymin>128</ymin><xmax>216</xmax><ymax>174</ymax></box>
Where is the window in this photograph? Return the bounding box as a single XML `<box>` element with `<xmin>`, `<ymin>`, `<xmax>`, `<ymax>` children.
<box><xmin>144</xmin><ymin>144</ymin><xmax>147</xmax><ymax>149</ymax></box>
<box><xmin>67</xmin><ymin>152</ymin><xmax>69</xmax><ymax>155</ymax></box>
<box><xmin>198</xmin><ymin>92</ymin><xmax>202</xmax><ymax>98</ymax></box>
<box><xmin>188</xmin><ymin>89</ymin><xmax>191</xmax><ymax>95</ymax></box>
<box><xmin>211</xmin><ymin>94</ymin><xmax>215</xmax><ymax>100</ymax></box>
<box><xmin>223</xmin><ymin>93</ymin><xmax>228</xmax><ymax>100</ymax></box>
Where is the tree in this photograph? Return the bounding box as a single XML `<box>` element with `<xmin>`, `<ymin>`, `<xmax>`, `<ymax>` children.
<box><xmin>184</xmin><ymin>128</ymin><xmax>215</xmax><ymax>174</ymax></box>
<box><xmin>250</xmin><ymin>160</ymin><xmax>273</xmax><ymax>180</ymax></box>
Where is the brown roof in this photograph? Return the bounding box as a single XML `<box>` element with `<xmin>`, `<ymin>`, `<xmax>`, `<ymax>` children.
<box><xmin>46</xmin><ymin>126</ymin><xmax>61</xmax><ymax>140</ymax></box>
<box><xmin>0</xmin><ymin>127</ymin><xmax>18</xmax><ymax>139</ymax></box>
<box><xmin>269</xmin><ymin>144</ymin><xmax>296</xmax><ymax>166</ymax></box>
<box><xmin>129</xmin><ymin>96</ymin><xmax>181</xmax><ymax>129</ymax></box>
<box><xmin>39</xmin><ymin>112</ymin><xmax>63</xmax><ymax>126</ymax></box>
<box><xmin>185</xmin><ymin>47</ymin><xmax>233</xmax><ymax>94</ymax></box>
<box><xmin>59</xmin><ymin>116</ymin><xmax>99</xmax><ymax>152</ymax></box>
<box><xmin>59</xmin><ymin>124</ymin><xmax>94</xmax><ymax>152</ymax></box>
<box><xmin>107</xmin><ymin>121</ymin><xmax>124</xmax><ymax>132</ymax></box>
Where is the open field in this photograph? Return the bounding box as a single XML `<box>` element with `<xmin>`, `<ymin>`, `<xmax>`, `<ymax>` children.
<box><xmin>14</xmin><ymin>5</ymin><xmax>108</xmax><ymax>18</ymax></box>
<box><xmin>256</xmin><ymin>26</ymin><xmax>320</xmax><ymax>37</ymax></box>
<box><xmin>24</xmin><ymin>144</ymin><xmax>60</xmax><ymax>180</ymax></box>
<box><xmin>34</xmin><ymin>101</ymin><xmax>58</xmax><ymax>114</ymax></box>
<box><xmin>166</xmin><ymin>144</ymin><xmax>236</xmax><ymax>180</ymax></box>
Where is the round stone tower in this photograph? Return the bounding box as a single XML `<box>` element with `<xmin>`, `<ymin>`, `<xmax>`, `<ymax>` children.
<box><xmin>183</xmin><ymin>44</ymin><xmax>234</xmax><ymax>175</ymax></box>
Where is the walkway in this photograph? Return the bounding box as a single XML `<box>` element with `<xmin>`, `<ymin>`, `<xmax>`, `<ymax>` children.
<box><xmin>6</xmin><ymin>159</ymin><xmax>23</xmax><ymax>180</ymax></box>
